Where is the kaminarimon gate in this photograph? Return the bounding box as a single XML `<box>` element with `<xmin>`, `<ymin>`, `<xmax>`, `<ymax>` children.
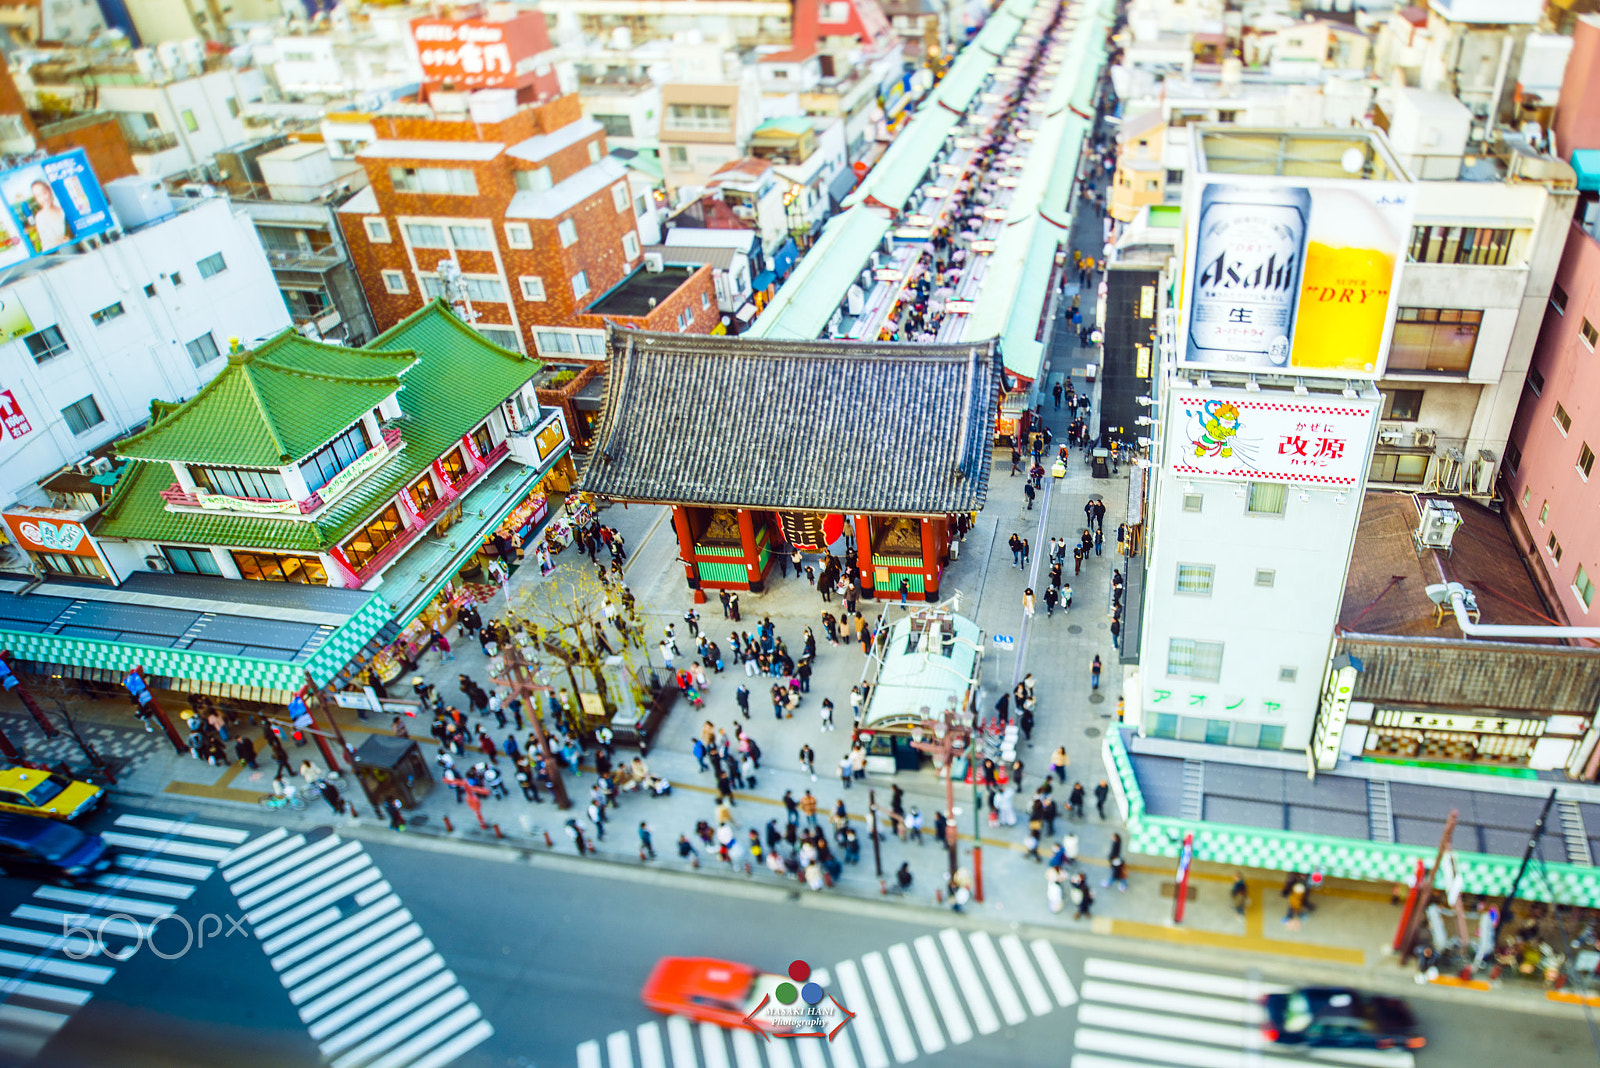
<box><xmin>580</xmin><ymin>326</ymin><xmax>1001</xmax><ymax>601</ymax></box>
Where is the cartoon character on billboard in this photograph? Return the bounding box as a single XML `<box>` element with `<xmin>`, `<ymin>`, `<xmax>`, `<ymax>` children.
<box><xmin>1182</xmin><ymin>398</ymin><xmax>1260</xmax><ymax>471</ymax></box>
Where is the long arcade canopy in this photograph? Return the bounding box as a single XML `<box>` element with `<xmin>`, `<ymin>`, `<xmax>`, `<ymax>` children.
<box><xmin>579</xmin><ymin>326</ymin><xmax>1002</xmax><ymax>516</ymax></box>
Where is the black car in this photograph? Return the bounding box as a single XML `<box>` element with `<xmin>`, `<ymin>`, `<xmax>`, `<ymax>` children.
<box><xmin>1262</xmin><ymin>987</ymin><xmax>1425</xmax><ymax>1051</ymax></box>
<box><xmin>0</xmin><ymin>812</ymin><xmax>114</xmax><ymax>884</ymax></box>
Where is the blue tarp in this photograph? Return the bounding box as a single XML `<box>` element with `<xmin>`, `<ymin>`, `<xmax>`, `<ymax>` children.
<box><xmin>773</xmin><ymin>237</ymin><xmax>799</xmax><ymax>277</ymax></box>
<box><xmin>1573</xmin><ymin>149</ymin><xmax>1600</xmax><ymax>192</ymax></box>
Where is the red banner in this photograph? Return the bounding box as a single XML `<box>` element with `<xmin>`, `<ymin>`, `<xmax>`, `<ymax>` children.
<box><xmin>0</xmin><ymin>389</ymin><xmax>30</xmax><ymax>439</ymax></box>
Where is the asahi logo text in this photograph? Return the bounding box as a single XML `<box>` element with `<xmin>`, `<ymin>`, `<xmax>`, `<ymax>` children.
<box><xmin>1197</xmin><ymin>249</ymin><xmax>1298</xmax><ymax>294</ymax></box>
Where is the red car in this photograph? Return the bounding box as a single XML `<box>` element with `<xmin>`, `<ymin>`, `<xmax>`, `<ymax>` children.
<box><xmin>642</xmin><ymin>957</ymin><xmax>788</xmax><ymax>1030</ymax></box>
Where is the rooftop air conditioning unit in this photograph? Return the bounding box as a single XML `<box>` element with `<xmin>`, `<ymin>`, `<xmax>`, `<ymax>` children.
<box><xmin>1377</xmin><ymin>423</ymin><xmax>1405</xmax><ymax>444</ymax></box>
<box><xmin>1416</xmin><ymin>498</ymin><xmax>1461</xmax><ymax>550</ymax></box>
<box><xmin>145</xmin><ymin>554</ymin><xmax>170</xmax><ymax>572</ymax></box>
<box><xmin>1413</xmin><ymin>428</ymin><xmax>1437</xmax><ymax>448</ymax></box>
<box><xmin>643</xmin><ymin>252</ymin><xmax>664</xmax><ymax>272</ymax></box>
<box><xmin>89</xmin><ymin>456</ymin><xmax>114</xmax><ymax>476</ymax></box>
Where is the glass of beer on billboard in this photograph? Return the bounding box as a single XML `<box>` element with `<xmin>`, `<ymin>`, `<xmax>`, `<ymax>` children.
<box><xmin>1288</xmin><ymin>188</ymin><xmax>1401</xmax><ymax>373</ymax></box>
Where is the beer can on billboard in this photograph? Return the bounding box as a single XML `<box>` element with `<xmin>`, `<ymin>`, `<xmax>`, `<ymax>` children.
<box><xmin>1188</xmin><ymin>184</ymin><xmax>1309</xmax><ymax>369</ymax></box>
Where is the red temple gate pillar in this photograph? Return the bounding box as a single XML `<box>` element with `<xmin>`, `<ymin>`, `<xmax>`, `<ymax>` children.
<box><xmin>853</xmin><ymin>514</ymin><xmax>876</xmax><ymax>599</ymax></box>
<box><xmin>670</xmin><ymin>506</ymin><xmax>705</xmax><ymax>603</ymax></box>
<box><xmin>738</xmin><ymin>509</ymin><xmax>765</xmax><ymax>592</ymax></box>
<box><xmin>920</xmin><ymin>517</ymin><xmax>947</xmax><ymax>601</ymax></box>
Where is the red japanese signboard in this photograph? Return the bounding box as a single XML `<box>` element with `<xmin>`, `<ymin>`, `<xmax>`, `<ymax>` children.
<box><xmin>410</xmin><ymin>13</ymin><xmax>553</xmax><ymax>91</ymax></box>
<box><xmin>1168</xmin><ymin>390</ymin><xmax>1378</xmax><ymax>487</ymax></box>
<box><xmin>0</xmin><ymin>389</ymin><xmax>29</xmax><ymax>439</ymax></box>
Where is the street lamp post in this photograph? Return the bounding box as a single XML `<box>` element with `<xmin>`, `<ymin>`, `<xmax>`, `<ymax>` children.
<box><xmin>908</xmin><ymin>709</ymin><xmax>966</xmax><ymax>885</ymax></box>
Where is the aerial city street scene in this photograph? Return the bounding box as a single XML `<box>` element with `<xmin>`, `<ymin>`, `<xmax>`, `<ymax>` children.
<box><xmin>3</xmin><ymin>0</ymin><xmax>1600</xmax><ymax>1065</ymax></box>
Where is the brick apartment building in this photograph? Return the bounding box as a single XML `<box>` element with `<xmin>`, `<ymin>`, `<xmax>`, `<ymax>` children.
<box><xmin>336</xmin><ymin>92</ymin><xmax>718</xmax><ymax>357</ymax></box>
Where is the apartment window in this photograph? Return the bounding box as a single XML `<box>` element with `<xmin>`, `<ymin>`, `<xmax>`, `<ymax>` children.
<box><xmin>514</xmin><ymin>167</ymin><xmax>552</xmax><ymax>193</ymax></box>
<box><xmin>666</xmin><ymin>104</ymin><xmax>732</xmax><ymax>132</ymax></box>
<box><xmin>519</xmin><ymin>276</ymin><xmax>547</xmax><ymax>302</ymax></box>
<box><xmin>1555</xmin><ymin>402</ymin><xmax>1573</xmax><ymax>436</ymax></box>
<box><xmin>232</xmin><ymin>550</ymin><xmax>327</xmax><ymax>585</ymax></box>
<box><xmin>420</xmin><ymin>276</ymin><xmax>445</xmax><ymax>300</ymax></box>
<box><xmin>1175</xmin><ymin>563</ymin><xmax>1214</xmax><ymax>596</ymax></box>
<box><xmin>437</xmin><ymin>447</ymin><xmax>469</xmax><ymax>485</ymax></box>
<box><xmin>558</xmin><ymin>220</ymin><xmax>578</xmax><ymax>248</ymax></box>
<box><xmin>363</xmin><ymin>218</ymin><xmax>390</xmax><ymax>243</ymax></box>
<box><xmin>225</xmin><ymin>96</ymin><xmax>239</xmax><ymax>119</ymax></box>
<box><xmin>572</xmin><ymin>271</ymin><xmax>589</xmax><ymax>300</ymax></box>
<box><xmin>1255</xmin><ymin>568</ymin><xmax>1275</xmax><ymax>587</ymax></box>
<box><xmin>1245</xmin><ymin>481</ymin><xmax>1286</xmax><ymax>516</ymax></box>
<box><xmin>1581</xmin><ymin>442</ymin><xmax>1595</xmax><ymax>480</ymax></box>
<box><xmin>594</xmin><ymin>114</ymin><xmax>633</xmax><ymax>139</ymax></box>
<box><xmin>576</xmin><ymin>333</ymin><xmax>605</xmax><ymax>356</ymax></box>
<box><xmin>478</xmin><ymin>327</ymin><xmax>520</xmax><ymax>351</ymax></box>
<box><xmin>612</xmin><ymin>183</ymin><xmax>630</xmax><ymax>212</ymax></box>
<box><xmin>60</xmin><ymin>395</ymin><xmax>103</xmax><ymax>435</ymax></box>
<box><xmin>181</xmin><ymin>108</ymin><xmax>199</xmax><ymax>132</ymax></box>
<box><xmin>635</xmin><ymin>193</ymin><xmax>649</xmax><ymax>217</ymax></box>
<box><xmin>192</xmin><ymin>465</ymin><xmax>289</xmax><ymax>500</ymax></box>
<box><xmin>1181</xmin><ymin>493</ymin><xmax>1203</xmax><ymax>512</ymax></box>
<box><xmin>299</xmin><ymin>420</ymin><xmax>372</xmax><ymax>493</ymax></box>
<box><xmin>1279</xmin><ymin>667</ymin><xmax>1298</xmax><ymax>683</ymax></box>
<box><xmin>1576</xmin><ymin>565</ymin><xmax>1596</xmax><ymax>610</ymax></box>
<box><xmin>702</xmin><ymin>292</ymin><xmax>710</xmax><ymax>310</ymax></box>
<box><xmin>678</xmin><ymin>309</ymin><xmax>690</xmax><ymax>329</ymax></box>
<box><xmin>185</xmin><ymin>333</ymin><xmax>220</xmax><ymax>368</ymax></box>
<box><xmin>1166</xmin><ymin>638</ymin><xmax>1224</xmax><ymax>682</ymax></box>
<box><xmin>197</xmin><ymin>252</ymin><xmax>226</xmax><ymax>278</ymax></box>
<box><xmin>1407</xmin><ymin>225</ymin><xmax>1513</xmax><ymax>266</ymax></box>
<box><xmin>409</xmin><ymin>475</ymin><xmax>438</xmax><ymax>515</ymax></box>
<box><xmin>341</xmin><ymin>503</ymin><xmax>405</xmax><ymax>571</ymax></box>
<box><xmin>453</xmin><ymin>276</ymin><xmax>504</xmax><ymax>303</ymax></box>
<box><xmin>1369</xmin><ymin>451</ymin><xmax>1430</xmax><ymax>484</ymax></box>
<box><xmin>36</xmin><ymin>552</ymin><xmax>104</xmax><ymax>579</ymax></box>
<box><xmin>536</xmin><ymin>330</ymin><xmax>575</xmax><ymax>354</ymax></box>
<box><xmin>1551</xmin><ymin>282</ymin><xmax>1568</xmax><ymax>315</ymax></box>
<box><xmin>1258</xmin><ymin>724</ymin><xmax>1286</xmax><ymax>749</ymax></box>
<box><xmin>1549</xmin><ymin>533</ymin><xmax>1564</xmax><ymax>564</ymax></box>
<box><xmin>143</xmin><ymin>283</ymin><xmax>156</xmax><ymax>298</ymax></box>
<box><xmin>1527</xmin><ymin>366</ymin><xmax>1544</xmax><ymax>395</ymax></box>
<box><xmin>1521</xmin><ymin>486</ymin><xmax>1532</xmax><ymax>506</ymax></box>
<box><xmin>1540</xmin><ymin>500</ymin><xmax>1549</xmax><ymax>524</ymax></box>
<box><xmin>90</xmin><ymin>302</ymin><xmax>124</xmax><ymax>326</ymax></box>
<box><xmin>1381</xmin><ymin>389</ymin><xmax>1424</xmax><ymax>421</ymax></box>
<box><xmin>1389</xmin><ymin>308</ymin><xmax>1481</xmax><ymax>373</ymax></box>
<box><xmin>404</xmin><ymin>223</ymin><xmax>447</xmax><ymax>248</ymax></box>
<box><xmin>504</xmin><ymin>223</ymin><xmax>532</xmax><ymax>249</ymax></box>
<box><xmin>389</xmin><ymin>167</ymin><xmax>476</xmax><ymax>196</ymax></box>
<box><xmin>161</xmin><ymin>546</ymin><xmax>221</xmax><ymax>576</ymax></box>
<box><xmin>381</xmin><ymin>270</ymin><xmax>407</xmax><ymax>294</ymax></box>
<box><xmin>622</xmin><ymin>232</ymin><xmax>640</xmax><ymax>260</ymax></box>
<box><xmin>171</xmin><ymin>271</ymin><xmax>183</xmax><ymax>287</ymax></box>
<box><xmin>588</xmin><ymin>141</ymin><xmax>601</xmax><ymax>164</ymax></box>
<box><xmin>23</xmin><ymin>325</ymin><xmax>68</xmax><ymax>363</ymax></box>
<box><xmin>1582</xmin><ymin>318</ymin><xmax>1600</xmax><ymax>352</ymax></box>
<box><xmin>448</xmin><ymin>225</ymin><xmax>492</xmax><ymax>250</ymax></box>
<box><xmin>1504</xmin><ymin>440</ymin><xmax>1521</xmax><ymax>477</ymax></box>
<box><xmin>667</xmin><ymin>146</ymin><xmax>690</xmax><ymax>168</ymax></box>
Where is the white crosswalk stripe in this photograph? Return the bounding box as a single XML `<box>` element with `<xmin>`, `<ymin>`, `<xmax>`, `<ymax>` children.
<box><xmin>575</xmin><ymin>930</ymin><xmax>1074</xmax><ymax>1068</ymax></box>
<box><xmin>0</xmin><ymin>813</ymin><xmax>237</xmax><ymax>1062</ymax></box>
<box><xmin>1073</xmin><ymin>957</ymin><xmax>1415</xmax><ymax>1068</ymax></box>
<box><xmin>220</xmin><ymin>829</ymin><xmax>492</xmax><ymax>1068</ymax></box>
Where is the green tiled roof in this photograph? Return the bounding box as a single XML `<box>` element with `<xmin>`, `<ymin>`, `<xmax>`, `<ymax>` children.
<box><xmin>117</xmin><ymin>332</ymin><xmax>418</xmax><ymax>467</ymax></box>
<box><xmin>94</xmin><ymin>302</ymin><xmax>540</xmax><ymax>554</ymax></box>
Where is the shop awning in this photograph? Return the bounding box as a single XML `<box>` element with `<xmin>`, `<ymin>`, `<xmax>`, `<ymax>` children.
<box><xmin>378</xmin><ymin>449</ymin><xmax>567</xmax><ymax>628</ymax></box>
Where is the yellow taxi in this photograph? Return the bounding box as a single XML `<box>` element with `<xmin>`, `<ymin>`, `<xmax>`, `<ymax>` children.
<box><xmin>0</xmin><ymin>768</ymin><xmax>104</xmax><ymax>821</ymax></box>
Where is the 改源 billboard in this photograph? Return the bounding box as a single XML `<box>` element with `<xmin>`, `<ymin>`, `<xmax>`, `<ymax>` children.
<box><xmin>1181</xmin><ymin>175</ymin><xmax>1413</xmax><ymax>377</ymax></box>
<box><xmin>1169</xmin><ymin>389</ymin><xmax>1378</xmax><ymax>486</ymax></box>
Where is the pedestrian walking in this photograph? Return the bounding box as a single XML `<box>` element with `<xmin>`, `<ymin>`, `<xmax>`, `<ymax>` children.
<box><xmin>566</xmin><ymin>819</ymin><xmax>589</xmax><ymax>855</ymax></box>
<box><xmin>318</xmin><ymin>779</ymin><xmax>345</xmax><ymax>816</ymax></box>
<box><xmin>800</xmin><ymin>790</ymin><xmax>819</xmax><ymax>828</ymax></box>
<box><xmin>1103</xmin><ymin>855</ymin><xmax>1128</xmax><ymax>892</ymax></box>
<box><xmin>719</xmin><ymin>590</ymin><xmax>731</xmax><ymax>618</ymax></box>
<box><xmin>385</xmin><ymin>797</ymin><xmax>406</xmax><ymax>831</ymax></box>
<box><xmin>1283</xmin><ymin>878</ymin><xmax>1308</xmax><ymax>926</ymax></box>
<box><xmin>234</xmin><ymin>736</ymin><xmax>258</xmax><ymax>769</ymax></box>
<box><xmin>1231</xmin><ymin>871</ymin><xmax>1249</xmax><ymax>915</ymax></box>
<box><xmin>1050</xmin><ymin>745</ymin><xmax>1068</xmax><ymax>782</ymax></box>
<box><xmin>783</xmin><ymin>790</ymin><xmax>800</xmax><ymax>826</ymax></box>
<box><xmin>1069</xmin><ymin>781</ymin><xmax>1085</xmax><ymax>820</ymax></box>
<box><xmin>1071</xmin><ymin>872</ymin><xmax>1093</xmax><ymax>919</ymax></box>
<box><xmin>1094</xmin><ymin>778</ymin><xmax>1110</xmax><ymax>819</ymax></box>
<box><xmin>799</xmin><ymin>743</ymin><xmax>817</xmax><ymax>781</ymax></box>
<box><xmin>1094</xmin><ymin>527</ymin><xmax>1103</xmax><ymax>557</ymax></box>
<box><xmin>1090</xmin><ymin>655</ymin><xmax>1102</xmax><ymax>690</ymax></box>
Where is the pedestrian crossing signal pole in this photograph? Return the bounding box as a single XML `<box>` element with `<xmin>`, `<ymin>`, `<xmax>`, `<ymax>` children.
<box><xmin>1</xmin><ymin>651</ymin><xmax>61</xmax><ymax>740</ymax></box>
<box><xmin>303</xmin><ymin>671</ymin><xmax>354</xmax><ymax>773</ymax></box>
<box><xmin>1173</xmin><ymin>832</ymin><xmax>1194</xmax><ymax>925</ymax></box>
<box><xmin>289</xmin><ymin>685</ymin><xmax>342</xmax><ymax>775</ymax></box>
<box><xmin>122</xmin><ymin>664</ymin><xmax>185</xmax><ymax>754</ymax></box>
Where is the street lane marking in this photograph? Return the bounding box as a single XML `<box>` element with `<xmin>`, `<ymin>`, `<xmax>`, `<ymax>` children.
<box><xmin>253</xmin><ymin>867</ymin><xmax>381</xmax><ymax>938</ymax></box>
<box><xmin>765</xmin><ymin>1033</ymin><xmax>794</xmax><ymax>1068</ymax></box>
<box><xmin>1311</xmin><ymin>1051</ymin><xmax>1415</xmax><ymax>1068</ymax></box>
<box><xmin>637</xmin><ymin>1021</ymin><xmax>666</xmax><ymax>1068</ymax></box>
<box><xmin>667</xmin><ymin>1016</ymin><xmax>698</xmax><ymax>1068</ymax></box>
<box><xmin>278</xmin><ymin>906</ymin><xmax>410</xmax><ymax>983</ymax></box>
<box><xmin>99</xmin><ymin>832</ymin><xmax>232</xmax><ymax>861</ymax></box>
<box><xmin>405</xmin><ymin>1019</ymin><xmax>493</xmax><ymax>1068</ymax></box>
<box><xmin>967</xmin><ymin>932</ymin><xmax>1026</xmax><ymax>1025</ymax></box>
<box><xmin>297</xmin><ymin>942</ymin><xmax>432</xmax><ymax>1022</ymax></box>
<box><xmin>886</xmin><ymin>943</ymin><xmax>944</xmax><ymax>1055</ymax></box>
<box><xmin>796</xmin><ymin>1035</ymin><xmax>829</xmax><ymax>1068</ymax></box>
<box><xmin>0</xmin><ymin>950</ymin><xmax>110</xmax><ymax>985</ymax></box>
<box><xmin>698</xmin><ymin>1022</ymin><xmax>731</xmax><ymax>1068</ymax></box>
<box><xmin>1083</xmin><ymin>957</ymin><xmax>1286</xmax><ymax>999</ymax></box>
<box><xmin>233</xmin><ymin>837</ymin><xmax>348</xmax><ymax>897</ymax></box>
<box><xmin>272</xmin><ymin>897</ymin><xmax>404</xmax><ymax>971</ymax></box>
<box><xmin>330</xmin><ymin>986</ymin><xmax>468</xmax><ymax>1068</ymax></box>
<box><xmin>729</xmin><ymin>1027</ymin><xmax>762</xmax><ymax>1068</ymax></box>
<box><xmin>999</xmin><ymin>934</ymin><xmax>1051</xmax><ymax>1016</ymax></box>
<box><xmin>834</xmin><ymin>959</ymin><xmax>889</xmax><ymax>1068</ymax></box>
<box><xmin>1080</xmin><ymin>1004</ymin><xmax>1256</xmax><ymax>1049</ymax></box>
<box><xmin>219</xmin><ymin>826</ymin><xmax>287</xmax><ymax>866</ymax></box>
<box><xmin>260</xmin><ymin>908</ymin><xmax>343</xmax><ymax>956</ymax></box>
<box><xmin>1079</xmin><ymin>980</ymin><xmax>1256</xmax><ymax>1022</ymax></box>
<box><xmin>608</xmin><ymin>1029</ymin><xmax>636</xmax><ymax>1068</ymax></box>
<box><xmin>912</xmin><ymin>935</ymin><xmax>972</xmax><ymax>1045</ymax></box>
<box><xmin>0</xmin><ymin>1003</ymin><xmax>67</xmax><ymax>1032</ymax></box>
<box><xmin>236</xmin><ymin>839</ymin><xmax>361</xmax><ymax>904</ymax></box>
<box><xmin>577</xmin><ymin>1039</ymin><xmax>602</xmax><ymax>1068</ymax></box>
<box><xmin>0</xmin><ymin>974</ymin><xmax>92</xmax><ymax>1007</ymax></box>
<box><xmin>247</xmin><ymin>856</ymin><xmax>374</xmax><ymax>923</ymax></box>
<box><xmin>33</xmin><ymin>888</ymin><xmax>175</xmax><ymax>919</ymax></box>
<box><xmin>1028</xmin><ymin>939</ymin><xmax>1078</xmax><ymax>1007</ymax></box>
<box><xmin>288</xmin><ymin>926</ymin><xmax>422</xmax><ymax>1004</ymax></box>
<box><xmin>305</xmin><ymin>957</ymin><xmax>446</xmax><ymax>1040</ymax></box>
<box><xmin>112</xmin><ymin>856</ymin><xmax>213</xmax><ymax>880</ymax></box>
<box><xmin>937</xmin><ymin>928</ymin><xmax>999</xmax><ymax>1034</ymax></box>
<box><xmin>363</xmin><ymin>1003</ymin><xmax>481</xmax><ymax>1068</ymax></box>
<box><xmin>0</xmin><ymin>924</ymin><xmax>100</xmax><ymax>956</ymax></box>
<box><xmin>112</xmin><ymin>815</ymin><xmax>249</xmax><ymax>842</ymax></box>
<box><xmin>319</xmin><ymin>971</ymin><xmax>456</xmax><ymax>1056</ymax></box>
<box><xmin>220</xmin><ymin>833</ymin><xmax>313</xmax><ymax>881</ymax></box>
<box><xmin>91</xmin><ymin>874</ymin><xmax>195</xmax><ymax>899</ymax></box>
<box><xmin>861</xmin><ymin>951</ymin><xmax>917</xmax><ymax>1063</ymax></box>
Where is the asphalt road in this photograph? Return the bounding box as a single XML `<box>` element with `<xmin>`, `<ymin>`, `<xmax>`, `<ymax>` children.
<box><xmin>0</xmin><ymin>802</ymin><xmax>1590</xmax><ymax>1068</ymax></box>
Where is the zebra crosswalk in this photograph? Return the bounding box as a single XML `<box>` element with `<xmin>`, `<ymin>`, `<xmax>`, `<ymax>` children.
<box><xmin>577</xmin><ymin>928</ymin><xmax>1076</xmax><ymax>1068</ymax></box>
<box><xmin>219</xmin><ymin>825</ymin><xmax>493</xmax><ymax>1068</ymax></box>
<box><xmin>0</xmin><ymin>813</ymin><xmax>247</xmax><ymax>1063</ymax></box>
<box><xmin>1071</xmin><ymin>957</ymin><xmax>1416</xmax><ymax>1068</ymax></box>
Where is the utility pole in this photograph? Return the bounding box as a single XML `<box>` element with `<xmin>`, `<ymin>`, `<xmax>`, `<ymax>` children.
<box><xmin>303</xmin><ymin>671</ymin><xmax>354</xmax><ymax>771</ymax></box>
<box><xmin>289</xmin><ymin>684</ymin><xmax>342</xmax><ymax>775</ymax></box>
<box><xmin>1</xmin><ymin>651</ymin><xmax>61</xmax><ymax>738</ymax></box>
<box><xmin>1397</xmin><ymin>808</ymin><xmax>1457</xmax><ymax>961</ymax></box>
<box><xmin>868</xmin><ymin>788</ymin><xmax>883</xmax><ymax>878</ymax></box>
<box><xmin>122</xmin><ymin>664</ymin><xmax>184</xmax><ymax>753</ymax></box>
<box><xmin>498</xmin><ymin>639</ymin><xmax>572</xmax><ymax>810</ymax></box>
<box><xmin>1494</xmin><ymin>789</ymin><xmax>1558</xmax><ymax>948</ymax></box>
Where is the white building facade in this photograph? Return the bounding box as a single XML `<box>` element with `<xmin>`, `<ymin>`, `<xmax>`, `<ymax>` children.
<box><xmin>0</xmin><ymin>197</ymin><xmax>291</xmax><ymax>509</ymax></box>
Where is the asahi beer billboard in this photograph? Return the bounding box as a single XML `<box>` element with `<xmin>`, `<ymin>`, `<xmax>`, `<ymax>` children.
<box><xmin>1181</xmin><ymin>175</ymin><xmax>1413</xmax><ymax>377</ymax></box>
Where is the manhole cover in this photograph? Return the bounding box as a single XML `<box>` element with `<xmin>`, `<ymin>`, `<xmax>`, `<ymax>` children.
<box><xmin>1098</xmin><ymin>623</ymin><xmax>1108</xmax><ymax>629</ymax></box>
<box><xmin>409</xmin><ymin>814</ymin><xmax>431</xmax><ymax>826</ymax></box>
<box><xmin>1067</xmin><ymin>625</ymin><xmax>1083</xmax><ymax>634</ymax></box>
<box><xmin>1084</xmin><ymin>727</ymin><xmax>1102</xmax><ymax>738</ymax></box>
<box><xmin>1089</xmin><ymin>693</ymin><xmax>1105</xmax><ymax>704</ymax></box>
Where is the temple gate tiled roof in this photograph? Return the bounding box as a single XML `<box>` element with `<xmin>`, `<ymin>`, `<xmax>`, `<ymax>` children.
<box><xmin>579</xmin><ymin>326</ymin><xmax>1000</xmax><ymax>515</ymax></box>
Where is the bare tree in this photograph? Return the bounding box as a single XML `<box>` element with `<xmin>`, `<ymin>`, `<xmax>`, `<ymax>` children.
<box><xmin>511</xmin><ymin>570</ymin><xmax>621</xmax><ymax>726</ymax></box>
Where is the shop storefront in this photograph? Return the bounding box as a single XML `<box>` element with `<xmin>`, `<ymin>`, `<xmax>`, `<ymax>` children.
<box><xmin>1349</xmin><ymin>706</ymin><xmax>1590</xmax><ymax>770</ymax></box>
